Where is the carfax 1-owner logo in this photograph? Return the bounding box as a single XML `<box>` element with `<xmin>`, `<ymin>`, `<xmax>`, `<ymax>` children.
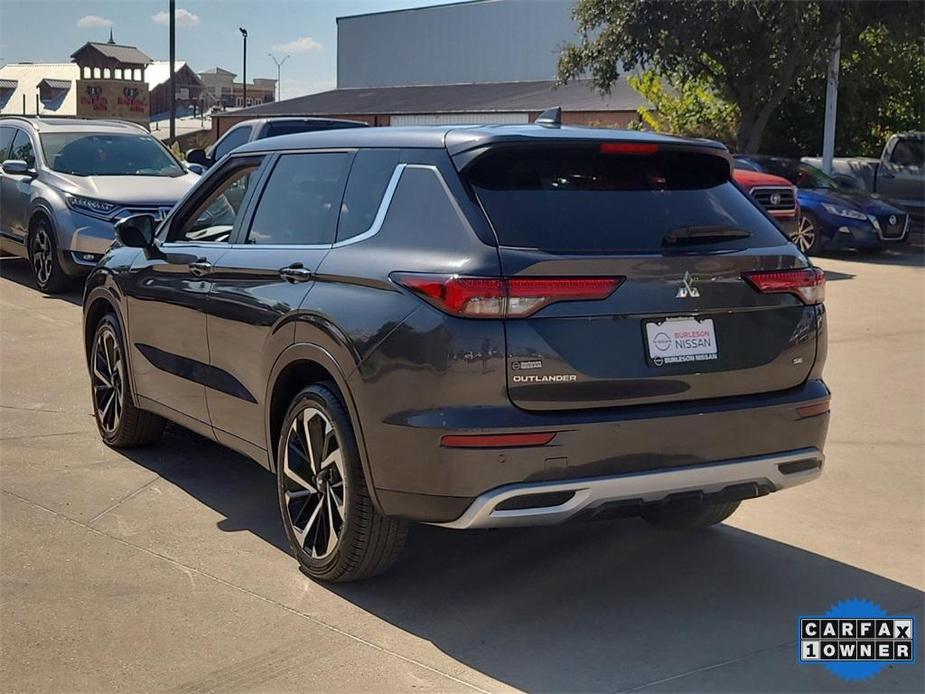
<box><xmin>799</xmin><ymin>598</ymin><xmax>916</xmax><ymax>681</ymax></box>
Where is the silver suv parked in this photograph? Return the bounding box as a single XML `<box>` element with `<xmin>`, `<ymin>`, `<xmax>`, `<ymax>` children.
<box><xmin>0</xmin><ymin>117</ymin><xmax>199</xmax><ymax>293</ymax></box>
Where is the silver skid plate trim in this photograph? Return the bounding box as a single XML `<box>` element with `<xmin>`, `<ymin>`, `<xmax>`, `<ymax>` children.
<box><xmin>435</xmin><ymin>448</ymin><xmax>824</xmax><ymax>529</ymax></box>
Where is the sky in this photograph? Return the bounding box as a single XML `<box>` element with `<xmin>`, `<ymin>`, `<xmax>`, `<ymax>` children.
<box><xmin>0</xmin><ymin>0</ymin><xmax>460</xmax><ymax>99</ymax></box>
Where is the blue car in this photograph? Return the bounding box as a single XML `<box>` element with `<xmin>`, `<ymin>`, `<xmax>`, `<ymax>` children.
<box><xmin>734</xmin><ymin>155</ymin><xmax>909</xmax><ymax>254</ymax></box>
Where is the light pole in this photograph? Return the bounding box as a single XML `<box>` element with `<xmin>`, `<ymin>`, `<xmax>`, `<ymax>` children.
<box><xmin>239</xmin><ymin>27</ymin><xmax>248</xmax><ymax>108</ymax></box>
<box><xmin>268</xmin><ymin>53</ymin><xmax>289</xmax><ymax>102</ymax></box>
<box><xmin>169</xmin><ymin>0</ymin><xmax>176</xmax><ymax>143</ymax></box>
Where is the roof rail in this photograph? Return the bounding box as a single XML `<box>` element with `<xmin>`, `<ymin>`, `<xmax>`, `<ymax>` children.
<box><xmin>0</xmin><ymin>114</ymin><xmax>149</xmax><ymax>130</ymax></box>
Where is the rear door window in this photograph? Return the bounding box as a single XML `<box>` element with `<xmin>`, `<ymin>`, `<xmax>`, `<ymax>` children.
<box><xmin>0</xmin><ymin>126</ymin><xmax>15</xmax><ymax>161</ymax></box>
<box><xmin>245</xmin><ymin>152</ymin><xmax>352</xmax><ymax>246</ymax></box>
<box><xmin>465</xmin><ymin>145</ymin><xmax>787</xmax><ymax>252</ymax></box>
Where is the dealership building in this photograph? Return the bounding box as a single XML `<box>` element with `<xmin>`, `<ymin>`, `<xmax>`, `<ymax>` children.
<box><xmin>214</xmin><ymin>0</ymin><xmax>646</xmax><ymax>136</ymax></box>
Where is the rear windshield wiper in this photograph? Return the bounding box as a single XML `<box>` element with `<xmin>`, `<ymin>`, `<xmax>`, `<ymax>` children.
<box><xmin>662</xmin><ymin>225</ymin><xmax>752</xmax><ymax>246</ymax></box>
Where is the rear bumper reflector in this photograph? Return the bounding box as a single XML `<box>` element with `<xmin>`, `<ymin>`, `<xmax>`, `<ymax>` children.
<box><xmin>796</xmin><ymin>400</ymin><xmax>830</xmax><ymax>419</ymax></box>
<box><xmin>440</xmin><ymin>432</ymin><xmax>557</xmax><ymax>449</ymax></box>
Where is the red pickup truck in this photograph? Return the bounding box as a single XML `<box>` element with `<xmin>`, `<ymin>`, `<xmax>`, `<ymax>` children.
<box><xmin>733</xmin><ymin>169</ymin><xmax>800</xmax><ymax>239</ymax></box>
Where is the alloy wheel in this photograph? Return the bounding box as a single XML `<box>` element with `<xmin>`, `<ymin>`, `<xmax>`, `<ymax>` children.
<box><xmin>92</xmin><ymin>325</ymin><xmax>124</xmax><ymax>435</ymax></box>
<box><xmin>793</xmin><ymin>216</ymin><xmax>816</xmax><ymax>253</ymax></box>
<box><xmin>31</xmin><ymin>227</ymin><xmax>53</xmax><ymax>286</ymax></box>
<box><xmin>282</xmin><ymin>407</ymin><xmax>347</xmax><ymax>560</ymax></box>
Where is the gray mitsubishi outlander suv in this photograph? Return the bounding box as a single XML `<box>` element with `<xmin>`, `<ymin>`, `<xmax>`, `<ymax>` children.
<box><xmin>0</xmin><ymin>117</ymin><xmax>199</xmax><ymax>293</ymax></box>
<box><xmin>82</xmin><ymin>122</ymin><xmax>830</xmax><ymax>582</ymax></box>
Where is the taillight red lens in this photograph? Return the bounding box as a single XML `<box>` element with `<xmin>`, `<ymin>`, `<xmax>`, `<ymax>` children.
<box><xmin>796</xmin><ymin>400</ymin><xmax>830</xmax><ymax>419</ymax></box>
<box><xmin>742</xmin><ymin>267</ymin><xmax>825</xmax><ymax>305</ymax></box>
<box><xmin>393</xmin><ymin>274</ymin><xmax>623</xmax><ymax>318</ymax></box>
<box><xmin>440</xmin><ymin>432</ymin><xmax>557</xmax><ymax>448</ymax></box>
<box><xmin>600</xmin><ymin>142</ymin><xmax>659</xmax><ymax>155</ymax></box>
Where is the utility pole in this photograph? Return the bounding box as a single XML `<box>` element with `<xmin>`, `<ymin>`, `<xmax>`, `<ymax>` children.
<box><xmin>239</xmin><ymin>28</ymin><xmax>248</xmax><ymax>107</ymax></box>
<box><xmin>269</xmin><ymin>53</ymin><xmax>289</xmax><ymax>101</ymax></box>
<box><xmin>821</xmin><ymin>13</ymin><xmax>841</xmax><ymax>174</ymax></box>
<box><xmin>169</xmin><ymin>0</ymin><xmax>176</xmax><ymax>143</ymax></box>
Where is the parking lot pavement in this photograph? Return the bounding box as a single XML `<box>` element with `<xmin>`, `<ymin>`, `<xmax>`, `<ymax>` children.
<box><xmin>1</xmin><ymin>249</ymin><xmax>923</xmax><ymax>693</ymax></box>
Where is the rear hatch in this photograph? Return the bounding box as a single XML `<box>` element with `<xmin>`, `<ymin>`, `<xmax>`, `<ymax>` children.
<box><xmin>460</xmin><ymin>141</ymin><xmax>822</xmax><ymax>411</ymax></box>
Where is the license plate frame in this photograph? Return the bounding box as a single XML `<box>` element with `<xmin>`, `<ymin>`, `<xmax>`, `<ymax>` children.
<box><xmin>645</xmin><ymin>316</ymin><xmax>718</xmax><ymax>367</ymax></box>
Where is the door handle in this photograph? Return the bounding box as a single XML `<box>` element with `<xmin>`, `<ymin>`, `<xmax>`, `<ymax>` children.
<box><xmin>880</xmin><ymin>172</ymin><xmax>895</xmax><ymax>179</ymax></box>
<box><xmin>189</xmin><ymin>259</ymin><xmax>213</xmax><ymax>277</ymax></box>
<box><xmin>279</xmin><ymin>263</ymin><xmax>313</xmax><ymax>283</ymax></box>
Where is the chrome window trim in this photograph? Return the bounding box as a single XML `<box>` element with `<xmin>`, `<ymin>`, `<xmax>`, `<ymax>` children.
<box><xmin>332</xmin><ymin>163</ymin><xmax>407</xmax><ymax>248</ymax></box>
<box><xmin>222</xmin><ymin>161</ymin><xmax>472</xmax><ymax>251</ymax></box>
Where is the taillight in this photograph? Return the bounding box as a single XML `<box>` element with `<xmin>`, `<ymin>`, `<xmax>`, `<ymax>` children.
<box><xmin>742</xmin><ymin>267</ymin><xmax>825</xmax><ymax>305</ymax></box>
<box><xmin>392</xmin><ymin>274</ymin><xmax>623</xmax><ymax>318</ymax></box>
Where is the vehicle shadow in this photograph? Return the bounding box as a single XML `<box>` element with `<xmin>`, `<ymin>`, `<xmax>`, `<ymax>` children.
<box><xmin>115</xmin><ymin>424</ymin><xmax>292</xmax><ymax>553</ymax></box>
<box><xmin>116</xmin><ymin>426</ymin><xmax>924</xmax><ymax>693</ymax></box>
<box><xmin>333</xmin><ymin>524</ymin><xmax>924</xmax><ymax>693</ymax></box>
<box><xmin>821</xmin><ymin>269</ymin><xmax>856</xmax><ymax>282</ymax></box>
<box><xmin>821</xmin><ymin>246</ymin><xmax>924</xmax><ymax>268</ymax></box>
<box><xmin>0</xmin><ymin>257</ymin><xmax>84</xmax><ymax>306</ymax></box>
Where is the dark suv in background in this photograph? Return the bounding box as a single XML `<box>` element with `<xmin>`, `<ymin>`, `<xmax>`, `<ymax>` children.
<box><xmin>83</xmin><ymin>124</ymin><xmax>829</xmax><ymax>582</ymax></box>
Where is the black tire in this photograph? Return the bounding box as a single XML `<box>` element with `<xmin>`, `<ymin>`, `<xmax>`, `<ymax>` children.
<box><xmin>277</xmin><ymin>384</ymin><xmax>408</xmax><ymax>583</ymax></box>
<box><xmin>28</xmin><ymin>217</ymin><xmax>70</xmax><ymax>294</ymax></box>
<box><xmin>90</xmin><ymin>314</ymin><xmax>165</xmax><ymax>448</ymax></box>
<box><xmin>643</xmin><ymin>500</ymin><xmax>741</xmax><ymax>531</ymax></box>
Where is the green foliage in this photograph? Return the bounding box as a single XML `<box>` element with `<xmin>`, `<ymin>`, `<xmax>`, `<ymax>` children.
<box><xmin>764</xmin><ymin>23</ymin><xmax>925</xmax><ymax>157</ymax></box>
<box><xmin>558</xmin><ymin>0</ymin><xmax>924</xmax><ymax>154</ymax></box>
<box><xmin>628</xmin><ymin>70</ymin><xmax>739</xmax><ymax>146</ymax></box>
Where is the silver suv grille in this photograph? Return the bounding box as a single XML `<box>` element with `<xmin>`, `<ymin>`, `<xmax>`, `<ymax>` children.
<box><xmin>749</xmin><ymin>187</ymin><xmax>796</xmax><ymax>213</ymax></box>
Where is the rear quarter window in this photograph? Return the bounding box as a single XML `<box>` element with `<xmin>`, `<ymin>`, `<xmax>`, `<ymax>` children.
<box><xmin>465</xmin><ymin>145</ymin><xmax>788</xmax><ymax>252</ymax></box>
<box><xmin>336</xmin><ymin>148</ymin><xmax>400</xmax><ymax>242</ymax></box>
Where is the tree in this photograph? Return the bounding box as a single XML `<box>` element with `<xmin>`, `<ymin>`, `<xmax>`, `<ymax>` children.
<box><xmin>764</xmin><ymin>22</ymin><xmax>925</xmax><ymax>157</ymax></box>
<box><xmin>628</xmin><ymin>69</ymin><xmax>739</xmax><ymax>146</ymax></box>
<box><xmin>558</xmin><ymin>1</ymin><xmax>923</xmax><ymax>153</ymax></box>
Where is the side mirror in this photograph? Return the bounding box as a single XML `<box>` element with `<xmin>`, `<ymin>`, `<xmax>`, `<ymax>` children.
<box><xmin>115</xmin><ymin>214</ymin><xmax>157</xmax><ymax>248</ymax></box>
<box><xmin>2</xmin><ymin>159</ymin><xmax>34</xmax><ymax>177</ymax></box>
<box><xmin>186</xmin><ymin>148</ymin><xmax>210</xmax><ymax>167</ymax></box>
<box><xmin>185</xmin><ymin>163</ymin><xmax>206</xmax><ymax>175</ymax></box>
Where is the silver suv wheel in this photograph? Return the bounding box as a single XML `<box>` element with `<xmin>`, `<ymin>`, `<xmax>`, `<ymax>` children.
<box><xmin>31</xmin><ymin>226</ymin><xmax>54</xmax><ymax>286</ymax></box>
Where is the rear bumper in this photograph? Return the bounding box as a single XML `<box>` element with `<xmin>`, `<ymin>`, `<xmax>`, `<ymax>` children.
<box><xmin>436</xmin><ymin>447</ymin><xmax>823</xmax><ymax>529</ymax></box>
<box><xmin>372</xmin><ymin>379</ymin><xmax>830</xmax><ymax>522</ymax></box>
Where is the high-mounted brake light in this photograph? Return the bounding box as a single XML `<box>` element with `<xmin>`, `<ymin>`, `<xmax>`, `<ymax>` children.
<box><xmin>392</xmin><ymin>274</ymin><xmax>623</xmax><ymax>318</ymax></box>
<box><xmin>742</xmin><ymin>267</ymin><xmax>825</xmax><ymax>305</ymax></box>
<box><xmin>600</xmin><ymin>142</ymin><xmax>659</xmax><ymax>155</ymax></box>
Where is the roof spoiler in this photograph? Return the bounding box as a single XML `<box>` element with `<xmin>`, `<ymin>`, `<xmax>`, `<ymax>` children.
<box><xmin>535</xmin><ymin>106</ymin><xmax>561</xmax><ymax>128</ymax></box>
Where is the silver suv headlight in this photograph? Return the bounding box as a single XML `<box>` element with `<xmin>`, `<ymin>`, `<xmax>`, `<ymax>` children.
<box><xmin>65</xmin><ymin>194</ymin><xmax>119</xmax><ymax>219</ymax></box>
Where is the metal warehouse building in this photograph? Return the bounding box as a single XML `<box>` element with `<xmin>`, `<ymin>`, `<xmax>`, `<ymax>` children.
<box><xmin>213</xmin><ymin>0</ymin><xmax>645</xmax><ymax>136</ymax></box>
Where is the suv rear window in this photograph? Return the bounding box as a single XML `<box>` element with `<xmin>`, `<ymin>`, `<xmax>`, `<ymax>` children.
<box><xmin>465</xmin><ymin>145</ymin><xmax>787</xmax><ymax>252</ymax></box>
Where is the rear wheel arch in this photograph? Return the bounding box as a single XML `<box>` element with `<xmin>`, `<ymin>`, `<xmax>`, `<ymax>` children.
<box><xmin>265</xmin><ymin>344</ymin><xmax>383</xmax><ymax>512</ymax></box>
